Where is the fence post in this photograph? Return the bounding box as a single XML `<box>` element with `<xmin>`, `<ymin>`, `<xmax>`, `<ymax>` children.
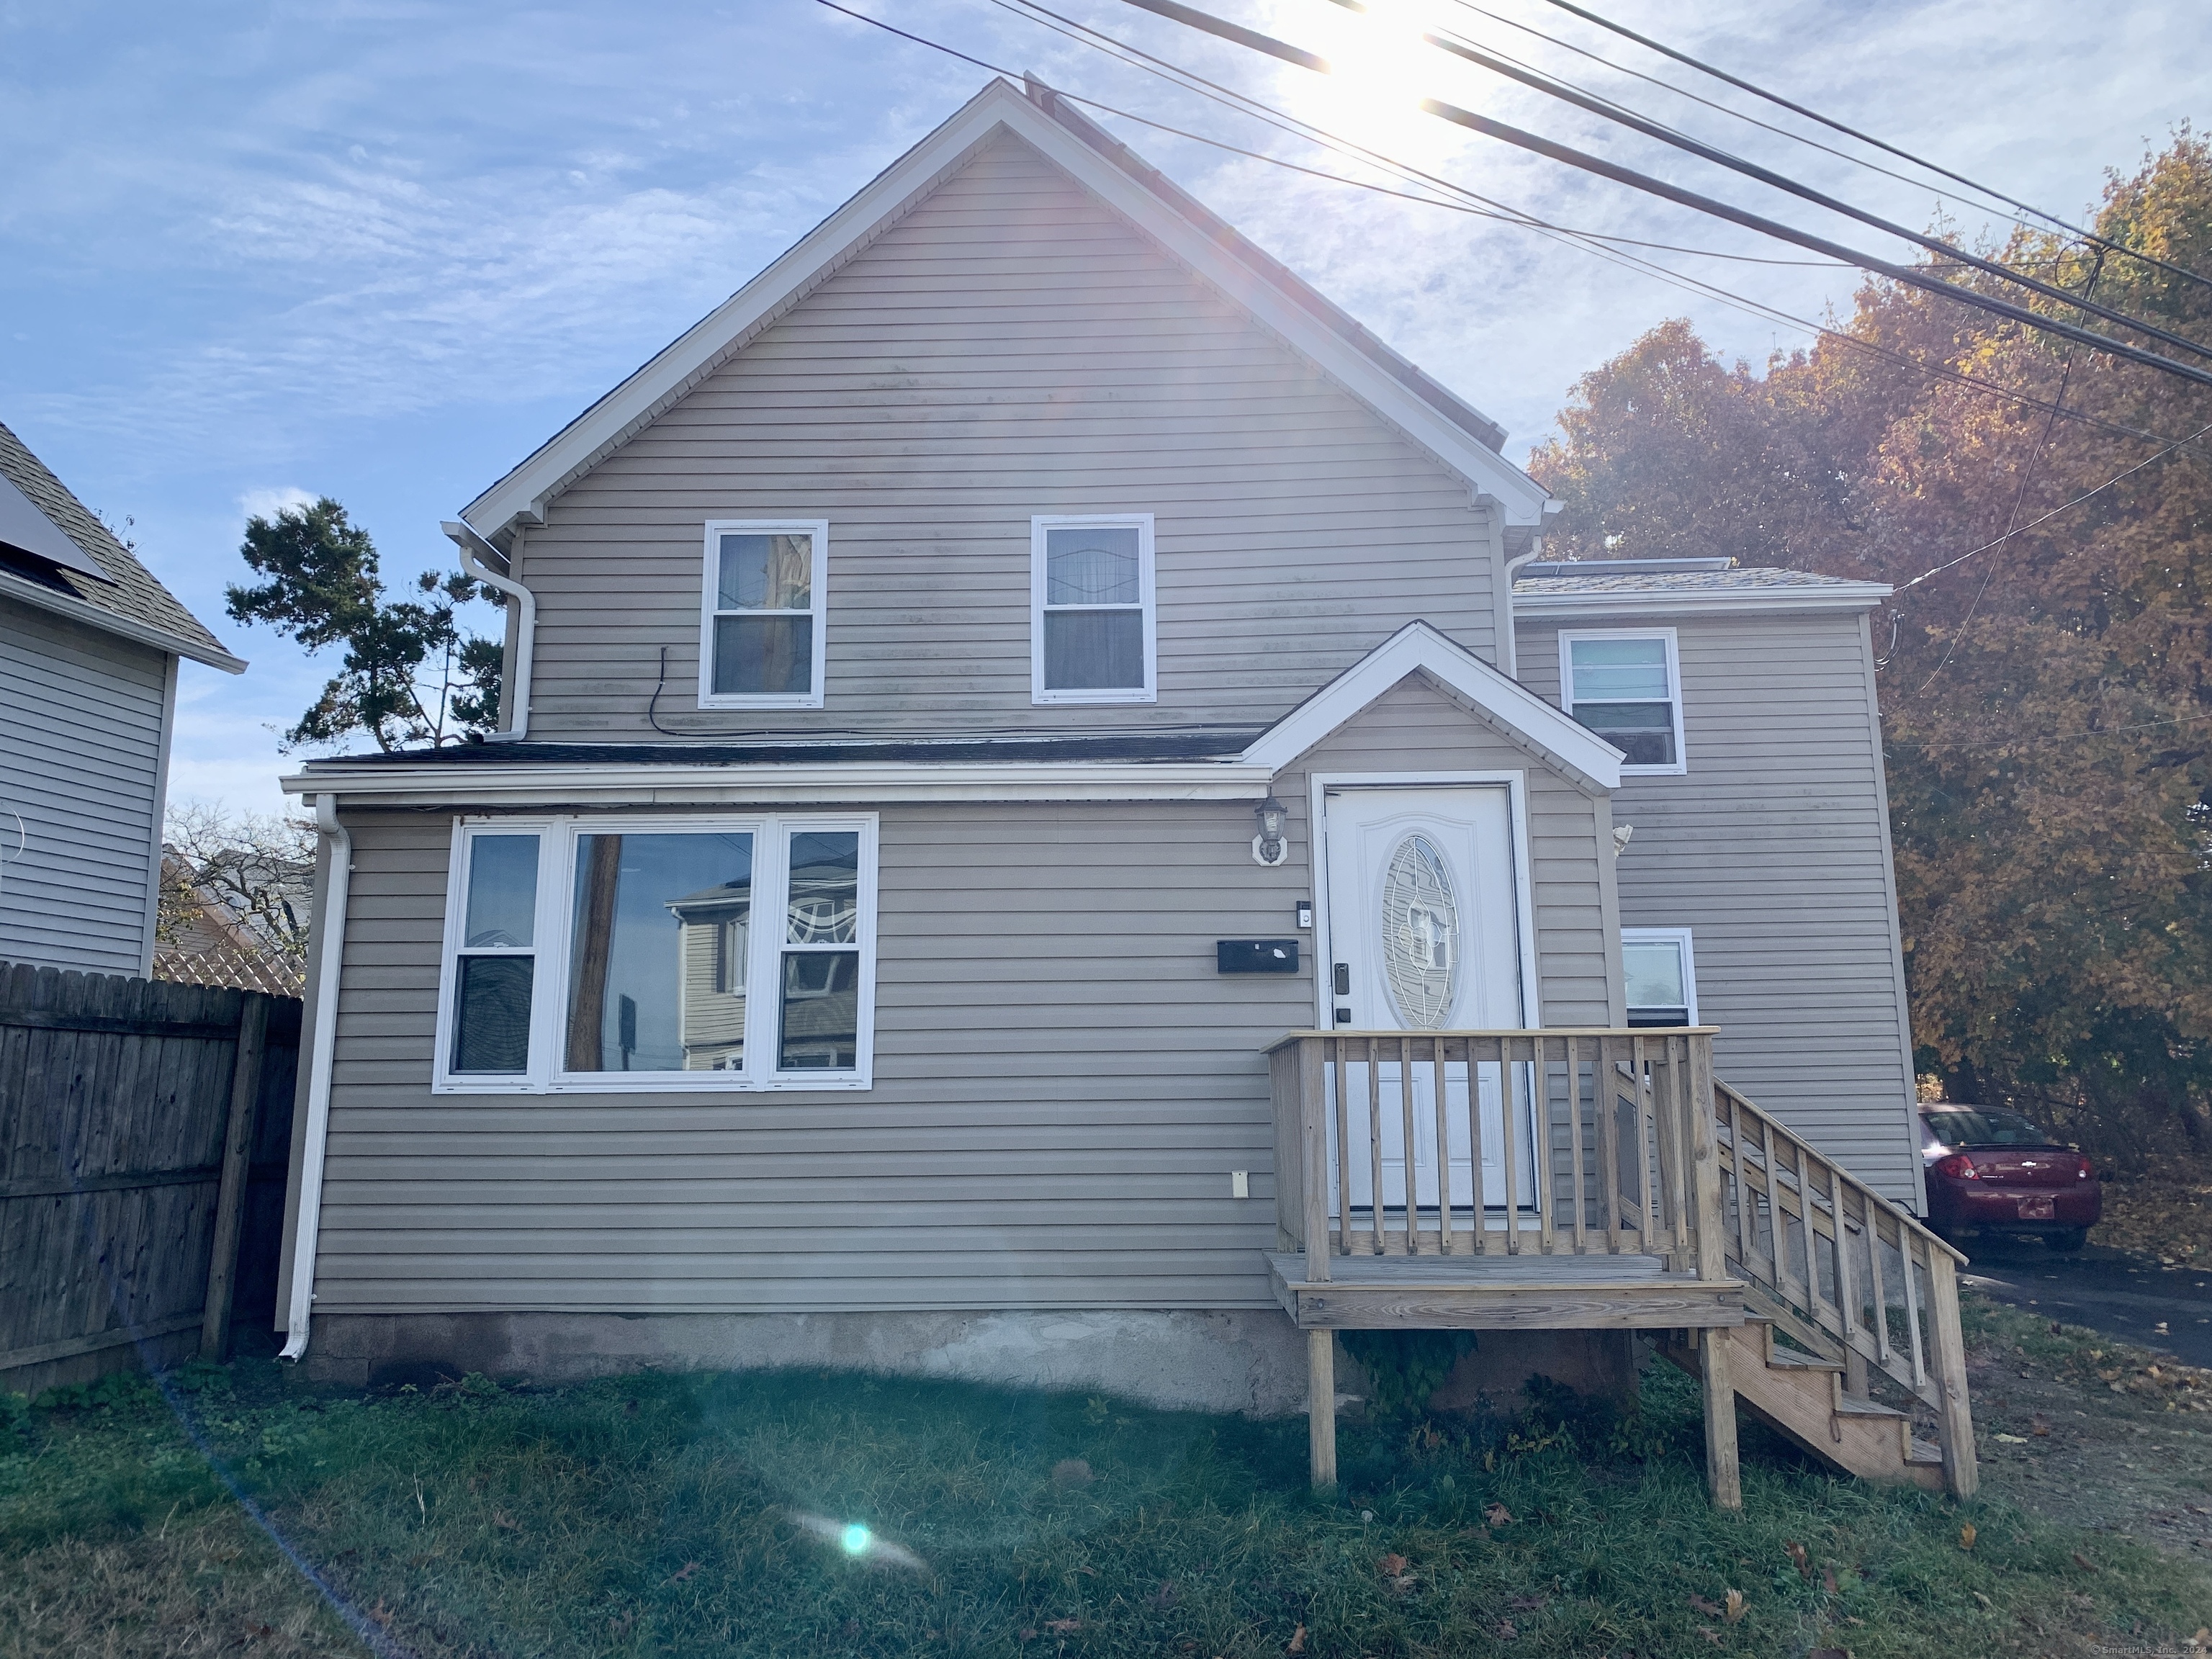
<box><xmin>199</xmin><ymin>992</ymin><xmax>269</xmax><ymax>1362</ymax></box>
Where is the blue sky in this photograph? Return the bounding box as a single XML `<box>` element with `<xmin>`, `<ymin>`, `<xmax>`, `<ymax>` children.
<box><xmin>3</xmin><ymin>0</ymin><xmax>2203</xmax><ymax>814</ymax></box>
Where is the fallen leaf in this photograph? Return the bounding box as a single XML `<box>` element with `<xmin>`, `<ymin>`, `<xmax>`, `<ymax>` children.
<box><xmin>1148</xmin><ymin>1581</ymin><xmax>1180</xmax><ymax>1610</ymax></box>
<box><xmin>2032</xmin><ymin>1420</ymin><xmax>2051</xmax><ymax>1437</ymax></box>
<box><xmin>1496</xmin><ymin>1619</ymin><xmax>1517</xmax><ymax>1640</ymax></box>
<box><xmin>1051</xmin><ymin>1458</ymin><xmax>1093</xmax><ymax>1487</ymax></box>
<box><xmin>1485</xmin><ymin>1502</ymin><xmax>1514</xmax><ymax>1527</ymax></box>
<box><xmin>2072</xmin><ymin>1551</ymin><xmax>2100</xmax><ymax>1573</ymax></box>
<box><xmin>493</xmin><ymin>1510</ymin><xmax>521</xmax><ymax>1531</ymax></box>
<box><xmin>1509</xmin><ymin>1593</ymin><xmax>1548</xmax><ymax>1612</ymax></box>
<box><xmin>1785</xmin><ymin>1540</ymin><xmax>1812</xmax><ymax>1581</ymax></box>
<box><xmin>1995</xmin><ymin>1433</ymin><xmax>2028</xmax><ymax>1444</ymax></box>
<box><xmin>1807</xmin><ymin>1649</ymin><xmax>1852</xmax><ymax>1659</ymax></box>
<box><xmin>1045</xmin><ymin>1618</ymin><xmax>1082</xmax><ymax>1633</ymax></box>
<box><xmin>1377</xmin><ymin>1553</ymin><xmax>1409</xmax><ymax>1577</ymax></box>
<box><xmin>367</xmin><ymin>1602</ymin><xmax>392</xmax><ymax>1627</ymax></box>
<box><xmin>1822</xmin><ymin>1565</ymin><xmax>1840</xmax><ymax>1595</ymax></box>
<box><xmin>1959</xmin><ymin>1524</ymin><xmax>1977</xmax><ymax>1551</ymax></box>
<box><xmin>663</xmin><ymin>1561</ymin><xmax>700</xmax><ymax>1585</ymax></box>
<box><xmin>1695</xmin><ymin>1627</ymin><xmax>1722</xmax><ymax>1646</ymax></box>
<box><xmin>1973</xmin><ymin>1591</ymin><xmax>1992</xmax><ymax>1610</ymax></box>
<box><xmin>1688</xmin><ymin>1595</ymin><xmax>1725</xmax><ymax>1617</ymax></box>
<box><xmin>1724</xmin><ymin>1588</ymin><xmax>1746</xmax><ymax>1624</ymax></box>
<box><xmin>1286</xmin><ymin>1624</ymin><xmax>1307</xmax><ymax>1655</ymax></box>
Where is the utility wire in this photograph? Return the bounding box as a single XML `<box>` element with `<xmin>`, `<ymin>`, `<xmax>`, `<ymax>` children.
<box><xmin>824</xmin><ymin>0</ymin><xmax>2197</xmax><ymax>451</ymax></box>
<box><xmin>1324</xmin><ymin>0</ymin><xmax>2212</xmax><ymax>367</ymax></box>
<box><xmin>1534</xmin><ymin>0</ymin><xmax>2212</xmax><ymax>295</ymax></box>
<box><xmin>1115</xmin><ymin>0</ymin><xmax>2212</xmax><ymax>391</ymax></box>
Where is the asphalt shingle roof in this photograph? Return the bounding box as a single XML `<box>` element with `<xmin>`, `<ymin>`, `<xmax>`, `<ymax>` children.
<box><xmin>1513</xmin><ymin>567</ymin><xmax>1883</xmax><ymax>596</ymax></box>
<box><xmin>0</xmin><ymin>419</ymin><xmax>238</xmax><ymax>667</ymax></box>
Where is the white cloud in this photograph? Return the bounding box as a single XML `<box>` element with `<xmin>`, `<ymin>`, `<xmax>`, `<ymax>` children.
<box><xmin>237</xmin><ymin>485</ymin><xmax>317</xmax><ymax>524</ymax></box>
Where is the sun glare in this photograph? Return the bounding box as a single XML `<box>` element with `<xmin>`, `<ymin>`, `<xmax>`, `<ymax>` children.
<box><xmin>1285</xmin><ymin>0</ymin><xmax>1447</xmax><ymax>153</ymax></box>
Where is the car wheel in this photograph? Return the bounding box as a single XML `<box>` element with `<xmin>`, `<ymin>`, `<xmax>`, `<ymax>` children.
<box><xmin>2045</xmin><ymin>1227</ymin><xmax>2089</xmax><ymax>1253</ymax></box>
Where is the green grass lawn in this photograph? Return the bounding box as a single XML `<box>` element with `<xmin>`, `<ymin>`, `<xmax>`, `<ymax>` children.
<box><xmin>3</xmin><ymin>1341</ymin><xmax>2208</xmax><ymax>1658</ymax></box>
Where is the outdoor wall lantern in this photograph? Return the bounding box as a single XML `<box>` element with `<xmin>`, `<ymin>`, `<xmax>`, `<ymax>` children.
<box><xmin>1252</xmin><ymin>796</ymin><xmax>1290</xmax><ymax>867</ymax></box>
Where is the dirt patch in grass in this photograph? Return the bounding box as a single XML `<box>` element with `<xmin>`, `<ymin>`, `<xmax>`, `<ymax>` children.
<box><xmin>4</xmin><ymin>1340</ymin><xmax>2210</xmax><ymax>1658</ymax></box>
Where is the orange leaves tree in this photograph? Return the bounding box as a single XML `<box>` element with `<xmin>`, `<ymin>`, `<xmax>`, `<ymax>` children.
<box><xmin>1532</xmin><ymin>133</ymin><xmax>2212</xmax><ymax>1160</ymax></box>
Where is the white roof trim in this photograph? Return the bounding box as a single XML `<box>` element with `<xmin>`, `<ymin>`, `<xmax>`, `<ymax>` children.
<box><xmin>463</xmin><ymin>78</ymin><xmax>1547</xmax><ymax>539</ymax></box>
<box><xmin>1239</xmin><ymin>621</ymin><xmax>1624</xmax><ymax>789</ymax></box>
<box><xmin>1512</xmin><ymin>581</ymin><xmax>1892</xmax><ymax>619</ymax></box>
<box><xmin>0</xmin><ymin>567</ymin><xmax>247</xmax><ymax>674</ymax></box>
<box><xmin>282</xmin><ymin>759</ymin><xmax>1276</xmax><ymax>809</ymax></box>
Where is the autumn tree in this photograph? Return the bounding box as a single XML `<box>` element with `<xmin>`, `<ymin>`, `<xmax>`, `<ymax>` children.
<box><xmin>226</xmin><ymin>497</ymin><xmax>503</xmax><ymax>751</ymax></box>
<box><xmin>1532</xmin><ymin>132</ymin><xmax>2212</xmax><ymax>1160</ymax></box>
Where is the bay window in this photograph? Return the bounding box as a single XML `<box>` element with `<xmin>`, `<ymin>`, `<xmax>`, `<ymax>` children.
<box><xmin>436</xmin><ymin>814</ymin><xmax>876</xmax><ymax>1092</ymax></box>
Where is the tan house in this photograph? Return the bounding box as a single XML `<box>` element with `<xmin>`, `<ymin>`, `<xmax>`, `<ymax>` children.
<box><xmin>274</xmin><ymin>78</ymin><xmax>1974</xmax><ymax>1506</ymax></box>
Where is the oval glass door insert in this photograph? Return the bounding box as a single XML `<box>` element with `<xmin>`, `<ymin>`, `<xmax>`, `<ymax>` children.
<box><xmin>1381</xmin><ymin>833</ymin><xmax>1459</xmax><ymax>1028</ymax></box>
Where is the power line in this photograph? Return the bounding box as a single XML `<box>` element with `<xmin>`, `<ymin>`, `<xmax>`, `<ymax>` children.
<box><xmin>822</xmin><ymin>0</ymin><xmax>2198</xmax><ymax>451</ymax></box>
<box><xmin>1534</xmin><ymin>0</ymin><xmax>2212</xmax><ymax>295</ymax></box>
<box><xmin>1115</xmin><ymin>0</ymin><xmax>2212</xmax><ymax>392</ymax></box>
<box><xmin>1323</xmin><ymin>1</ymin><xmax>2212</xmax><ymax>367</ymax></box>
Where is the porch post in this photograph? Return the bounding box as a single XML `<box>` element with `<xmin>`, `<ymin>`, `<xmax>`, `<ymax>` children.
<box><xmin>1699</xmin><ymin>1326</ymin><xmax>1743</xmax><ymax>1509</ymax></box>
<box><xmin>1308</xmin><ymin>1328</ymin><xmax>1337</xmax><ymax>1490</ymax></box>
<box><xmin>1925</xmin><ymin>1249</ymin><xmax>1980</xmax><ymax>1500</ymax></box>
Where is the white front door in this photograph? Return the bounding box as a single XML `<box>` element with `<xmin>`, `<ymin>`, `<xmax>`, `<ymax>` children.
<box><xmin>1320</xmin><ymin>785</ymin><xmax>1534</xmax><ymax>1226</ymax></box>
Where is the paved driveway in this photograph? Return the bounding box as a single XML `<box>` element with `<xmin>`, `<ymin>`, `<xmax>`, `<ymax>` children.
<box><xmin>1959</xmin><ymin>1236</ymin><xmax>2212</xmax><ymax>1366</ymax></box>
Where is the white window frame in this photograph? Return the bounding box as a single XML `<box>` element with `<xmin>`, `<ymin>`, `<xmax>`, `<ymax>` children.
<box><xmin>698</xmin><ymin>518</ymin><xmax>830</xmax><ymax>710</ymax></box>
<box><xmin>1621</xmin><ymin>926</ymin><xmax>1699</xmax><ymax>1025</ymax></box>
<box><xmin>433</xmin><ymin>812</ymin><xmax>878</xmax><ymax>1094</ymax></box>
<box><xmin>1557</xmin><ymin>627</ymin><xmax>1686</xmax><ymax>776</ymax></box>
<box><xmin>1030</xmin><ymin>513</ymin><xmax>1157</xmax><ymax>706</ymax></box>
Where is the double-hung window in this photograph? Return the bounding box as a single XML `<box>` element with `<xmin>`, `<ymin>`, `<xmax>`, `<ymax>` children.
<box><xmin>1031</xmin><ymin>513</ymin><xmax>1156</xmax><ymax>703</ymax></box>
<box><xmin>700</xmin><ymin>519</ymin><xmax>827</xmax><ymax>709</ymax></box>
<box><xmin>1560</xmin><ymin>629</ymin><xmax>1684</xmax><ymax>773</ymax></box>
<box><xmin>436</xmin><ymin>814</ymin><xmax>877</xmax><ymax>1092</ymax></box>
<box><xmin>1622</xmin><ymin>927</ymin><xmax>1698</xmax><ymax>1028</ymax></box>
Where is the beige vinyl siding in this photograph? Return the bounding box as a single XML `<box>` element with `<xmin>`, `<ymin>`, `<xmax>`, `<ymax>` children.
<box><xmin>1274</xmin><ymin>673</ymin><xmax>1622</xmax><ymax>1025</ymax></box>
<box><xmin>0</xmin><ymin>598</ymin><xmax>168</xmax><ymax>974</ymax></box>
<box><xmin>310</xmin><ymin>801</ymin><xmax>1317</xmax><ymax>1314</ymax></box>
<box><xmin>517</xmin><ymin>132</ymin><xmax>1500</xmax><ymax>739</ymax></box>
<box><xmin>1517</xmin><ymin>608</ymin><xmax>1920</xmax><ymax>1202</ymax></box>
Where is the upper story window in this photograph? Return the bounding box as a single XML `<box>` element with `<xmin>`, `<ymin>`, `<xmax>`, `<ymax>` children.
<box><xmin>1560</xmin><ymin>629</ymin><xmax>1684</xmax><ymax>774</ymax></box>
<box><xmin>1622</xmin><ymin>927</ymin><xmax>1698</xmax><ymax>1028</ymax></box>
<box><xmin>700</xmin><ymin>519</ymin><xmax>828</xmax><ymax>709</ymax></box>
<box><xmin>1032</xmin><ymin>513</ymin><xmax>1156</xmax><ymax>704</ymax></box>
<box><xmin>435</xmin><ymin>814</ymin><xmax>877</xmax><ymax>1093</ymax></box>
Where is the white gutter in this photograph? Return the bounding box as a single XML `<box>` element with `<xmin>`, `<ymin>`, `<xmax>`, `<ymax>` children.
<box><xmin>443</xmin><ymin>519</ymin><xmax>534</xmax><ymax>741</ymax></box>
<box><xmin>279</xmin><ymin>792</ymin><xmax>352</xmax><ymax>1362</ymax></box>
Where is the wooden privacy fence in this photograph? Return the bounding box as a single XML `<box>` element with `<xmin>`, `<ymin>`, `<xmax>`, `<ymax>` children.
<box><xmin>0</xmin><ymin>962</ymin><xmax>300</xmax><ymax>1395</ymax></box>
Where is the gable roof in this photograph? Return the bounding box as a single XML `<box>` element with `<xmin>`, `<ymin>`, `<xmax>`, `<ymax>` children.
<box><xmin>1239</xmin><ymin>620</ymin><xmax>1624</xmax><ymax>790</ymax></box>
<box><xmin>462</xmin><ymin>76</ymin><xmax>1549</xmax><ymax>544</ymax></box>
<box><xmin>0</xmin><ymin>421</ymin><xmax>244</xmax><ymax>673</ymax></box>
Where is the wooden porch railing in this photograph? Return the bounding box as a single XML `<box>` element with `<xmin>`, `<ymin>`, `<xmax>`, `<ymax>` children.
<box><xmin>1267</xmin><ymin>1030</ymin><xmax>1977</xmax><ymax>1499</ymax></box>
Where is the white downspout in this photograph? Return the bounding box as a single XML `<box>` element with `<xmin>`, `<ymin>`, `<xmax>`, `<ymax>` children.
<box><xmin>279</xmin><ymin>792</ymin><xmax>352</xmax><ymax>1361</ymax></box>
<box><xmin>444</xmin><ymin>518</ymin><xmax>534</xmax><ymax>742</ymax></box>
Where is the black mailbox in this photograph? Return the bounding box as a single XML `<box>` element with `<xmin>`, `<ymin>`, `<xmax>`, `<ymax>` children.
<box><xmin>1217</xmin><ymin>939</ymin><xmax>1300</xmax><ymax>974</ymax></box>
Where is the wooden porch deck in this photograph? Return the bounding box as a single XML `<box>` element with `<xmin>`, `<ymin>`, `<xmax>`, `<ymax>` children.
<box><xmin>1268</xmin><ymin>1029</ymin><xmax>1977</xmax><ymax>1509</ymax></box>
<box><xmin>1266</xmin><ymin>1250</ymin><xmax>1743</xmax><ymax>1331</ymax></box>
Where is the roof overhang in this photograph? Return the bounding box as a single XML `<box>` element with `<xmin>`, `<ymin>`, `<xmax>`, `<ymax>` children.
<box><xmin>282</xmin><ymin>758</ymin><xmax>1277</xmax><ymax>809</ymax></box>
<box><xmin>1512</xmin><ymin>581</ymin><xmax>1892</xmax><ymax>619</ymax></box>
<box><xmin>1239</xmin><ymin>620</ymin><xmax>1624</xmax><ymax>791</ymax></box>
<box><xmin>462</xmin><ymin>78</ymin><xmax>1548</xmax><ymax>542</ymax></box>
<box><xmin>0</xmin><ymin>565</ymin><xmax>248</xmax><ymax>673</ymax></box>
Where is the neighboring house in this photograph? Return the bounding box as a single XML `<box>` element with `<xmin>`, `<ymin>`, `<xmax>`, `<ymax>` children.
<box><xmin>274</xmin><ymin>80</ymin><xmax>1971</xmax><ymax>1502</ymax></box>
<box><xmin>0</xmin><ymin>422</ymin><xmax>243</xmax><ymax>976</ymax></box>
<box><xmin>153</xmin><ymin>853</ymin><xmax>305</xmax><ymax>996</ymax></box>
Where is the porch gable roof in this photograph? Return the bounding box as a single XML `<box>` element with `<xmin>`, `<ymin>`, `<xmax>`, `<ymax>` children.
<box><xmin>1239</xmin><ymin>620</ymin><xmax>1625</xmax><ymax>792</ymax></box>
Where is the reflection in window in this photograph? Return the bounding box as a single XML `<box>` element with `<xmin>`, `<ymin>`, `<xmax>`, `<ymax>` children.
<box><xmin>1380</xmin><ymin>834</ymin><xmax>1458</xmax><ymax>1030</ymax></box>
<box><xmin>1036</xmin><ymin>520</ymin><xmax>1151</xmax><ymax>696</ymax></box>
<box><xmin>1622</xmin><ymin>931</ymin><xmax>1694</xmax><ymax>1028</ymax></box>
<box><xmin>451</xmin><ymin>833</ymin><xmax>539</xmax><ymax>1072</ymax></box>
<box><xmin>709</xmin><ymin>528</ymin><xmax>817</xmax><ymax>698</ymax></box>
<box><xmin>781</xmin><ymin>830</ymin><xmax>860</xmax><ymax>1069</ymax></box>
<box><xmin>566</xmin><ymin>832</ymin><xmax>754</xmax><ymax>1072</ymax></box>
<box><xmin>1567</xmin><ymin>635</ymin><xmax>1679</xmax><ymax>768</ymax></box>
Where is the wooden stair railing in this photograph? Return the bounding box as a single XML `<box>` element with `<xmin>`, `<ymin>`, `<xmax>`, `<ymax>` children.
<box><xmin>1705</xmin><ymin>1076</ymin><xmax>1977</xmax><ymax>1499</ymax></box>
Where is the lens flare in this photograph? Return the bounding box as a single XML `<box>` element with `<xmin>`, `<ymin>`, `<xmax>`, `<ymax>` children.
<box><xmin>840</xmin><ymin>1522</ymin><xmax>873</xmax><ymax>1556</ymax></box>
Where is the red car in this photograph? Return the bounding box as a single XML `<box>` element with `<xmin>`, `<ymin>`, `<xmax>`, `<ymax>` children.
<box><xmin>1919</xmin><ymin>1104</ymin><xmax>2100</xmax><ymax>1250</ymax></box>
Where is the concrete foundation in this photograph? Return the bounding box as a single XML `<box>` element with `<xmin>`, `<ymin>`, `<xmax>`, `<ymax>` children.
<box><xmin>298</xmin><ymin>1309</ymin><xmax>1311</xmax><ymax>1416</ymax></box>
